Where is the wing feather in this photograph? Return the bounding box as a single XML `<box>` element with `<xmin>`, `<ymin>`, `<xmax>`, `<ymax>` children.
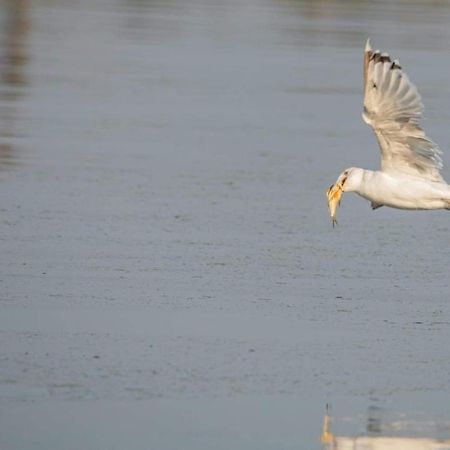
<box><xmin>362</xmin><ymin>39</ymin><xmax>443</xmax><ymax>181</ymax></box>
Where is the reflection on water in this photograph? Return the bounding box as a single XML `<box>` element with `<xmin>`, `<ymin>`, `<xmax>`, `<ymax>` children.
<box><xmin>322</xmin><ymin>406</ymin><xmax>450</xmax><ymax>450</ymax></box>
<box><xmin>0</xmin><ymin>0</ymin><xmax>29</xmax><ymax>170</ymax></box>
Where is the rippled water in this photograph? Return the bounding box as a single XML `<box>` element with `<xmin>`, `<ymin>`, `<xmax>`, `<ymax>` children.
<box><xmin>2</xmin><ymin>0</ymin><xmax>450</xmax><ymax>449</ymax></box>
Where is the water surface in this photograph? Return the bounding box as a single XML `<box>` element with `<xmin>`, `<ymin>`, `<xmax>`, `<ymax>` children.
<box><xmin>2</xmin><ymin>0</ymin><xmax>450</xmax><ymax>449</ymax></box>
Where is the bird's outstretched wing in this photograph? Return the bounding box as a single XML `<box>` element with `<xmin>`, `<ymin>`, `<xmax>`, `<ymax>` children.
<box><xmin>363</xmin><ymin>39</ymin><xmax>444</xmax><ymax>181</ymax></box>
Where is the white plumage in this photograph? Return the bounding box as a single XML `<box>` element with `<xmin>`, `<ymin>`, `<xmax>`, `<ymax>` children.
<box><xmin>326</xmin><ymin>39</ymin><xmax>450</xmax><ymax>226</ymax></box>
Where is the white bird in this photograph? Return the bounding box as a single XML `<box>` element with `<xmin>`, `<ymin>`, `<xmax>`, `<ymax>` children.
<box><xmin>326</xmin><ymin>39</ymin><xmax>450</xmax><ymax>226</ymax></box>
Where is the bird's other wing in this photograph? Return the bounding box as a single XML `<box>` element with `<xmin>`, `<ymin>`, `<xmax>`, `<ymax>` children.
<box><xmin>362</xmin><ymin>39</ymin><xmax>444</xmax><ymax>182</ymax></box>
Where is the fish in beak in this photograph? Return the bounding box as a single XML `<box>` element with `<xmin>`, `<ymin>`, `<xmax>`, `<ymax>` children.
<box><xmin>326</xmin><ymin>183</ymin><xmax>343</xmax><ymax>227</ymax></box>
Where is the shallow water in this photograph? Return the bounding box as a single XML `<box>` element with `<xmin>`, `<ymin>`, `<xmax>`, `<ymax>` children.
<box><xmin>2</xmin><ymin>0</ymin><xmax>450</xmax><ymax>448</ymax></box>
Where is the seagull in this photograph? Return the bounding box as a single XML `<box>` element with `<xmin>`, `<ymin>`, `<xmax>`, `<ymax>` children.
<box><xmin>326</xmin><ymin>39</ymin><xmax>450</xmax><ymax>226</ymax></box>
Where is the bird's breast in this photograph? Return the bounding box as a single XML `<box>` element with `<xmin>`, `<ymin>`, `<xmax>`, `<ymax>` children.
<box><xmin>358</xmin><ymin>173</ymin><xmax>450</xmax><ymax>210</ymax></box>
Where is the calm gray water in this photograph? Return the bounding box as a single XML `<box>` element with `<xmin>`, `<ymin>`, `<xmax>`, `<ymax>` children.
<box><xmin>2</xmin><ymin>0</ymin><xmax>450</xmax><ymax>449</ymax></box>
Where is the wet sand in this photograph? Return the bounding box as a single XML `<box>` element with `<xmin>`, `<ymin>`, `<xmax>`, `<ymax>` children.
<box><xmin>2</xmin><ymin>0</ymin><xmax>450</xmax><ymax>448</ymax></box>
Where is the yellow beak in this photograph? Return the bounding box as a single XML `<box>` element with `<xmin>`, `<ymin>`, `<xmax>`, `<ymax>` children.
<box><xmin>326</xmin><ymin>183</ymin><xmax>343</xmax><ymax>227</ymax></box>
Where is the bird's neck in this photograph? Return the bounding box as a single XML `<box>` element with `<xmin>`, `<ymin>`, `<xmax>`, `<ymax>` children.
<box><xmin>353</xmin><ymin>169</ymin><xmax>384</xmax><ymax>200</ymax></box>
<box><xmin>345</xmin><ymin>168</ymin><xmax>376</xmax><ymax>194</ymax></box>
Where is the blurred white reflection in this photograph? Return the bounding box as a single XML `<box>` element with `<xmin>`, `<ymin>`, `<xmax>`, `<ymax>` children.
<box><xmin>321</xmin><ymin>407</ymin><xmax>450</xmax><ymax>450</ymax></box>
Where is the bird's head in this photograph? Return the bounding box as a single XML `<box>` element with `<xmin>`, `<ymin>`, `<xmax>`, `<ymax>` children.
<box><xmin>326</xmin><ymin>167</ymin><xmax>363</xmax><ymax>227</ymax></box>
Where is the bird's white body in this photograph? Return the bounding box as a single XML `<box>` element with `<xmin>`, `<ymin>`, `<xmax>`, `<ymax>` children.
<box><xmin>353</xmin><ymin>170</ymin><xmax>450</xmax><ymax>210</ymax></box>
<box><xmin>326</xmin><ymin>39</ymin><xmax>450</xmax><ymax>224</ymax></box>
